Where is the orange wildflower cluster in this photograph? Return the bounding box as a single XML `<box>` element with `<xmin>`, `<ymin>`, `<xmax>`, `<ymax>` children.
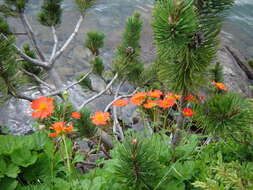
<box><xmin>91</xmin><ymin>111</ymin><xmax>110</xmax><ymax>125</ymax></box>
<box><xmin>49</xmin><ymin>121</ymin><xmax>74</xmax><ymax>137</ymax></box>
<box><xmin>113</xmin><ymin>99</ymin><xmax>128</xmax><ymax>107</ymax></box>
<box><xmin>212</xmin><ymin>81</ymin><xmax>228</xmax><ymax>91</ymax></box>
<box><xmin>72</xmin><ymin>112</ymin><xmax>81</xmax><ymax>119</ymax></box>
<box><xmin>31</xmin><ymin>96</ymin><xmax>54</xmax><ymax>119</ymax></box>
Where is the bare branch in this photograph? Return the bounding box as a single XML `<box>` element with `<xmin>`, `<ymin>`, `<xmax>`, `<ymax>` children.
<box><xmin>20</xmin><ymin>13</ymin><xmax>46</xmax><ymax>61</ymax></box>
<box><xmin>112</xmin><ymin>80</ymin><xmax>125</xmax><ymax>141</ymax></box>
<box><xmin>46</xmin><ymin>69</ymin><xmax>92</xmax><ymax>96</ymax></box>
<box><xmin>49</xmin><ymin>26</ymin><xmax>58</xmax><ymax>62</ymax></box>
<box><xmin>51</xmin><ymin>15</ymin><xmax>84</xmax><ymax>65</ymax></box>
<box><xmin>104</xmin><ymin>87</ymin><xmax>139</xmax><ymax>112</ymax></box>
<box><xmin>20</xmin><ymin>68</ymin><xmax>54</xmax><ymax>90</ymax></box>
<box><xmin>78</xmin><ymin>73</ymin><xmax>119</xmax><ymax>110</ymax></box>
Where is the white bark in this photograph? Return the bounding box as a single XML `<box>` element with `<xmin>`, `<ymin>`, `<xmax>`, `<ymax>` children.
<box><xmin>78</xmin><ymin>73</ymin><xmax>118</xmax><ymax>110</ymax></box>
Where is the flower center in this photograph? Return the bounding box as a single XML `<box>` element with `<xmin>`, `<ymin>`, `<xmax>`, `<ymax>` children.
<box><xmin>39</xmin><ymin>102</ymin><xmax>48</xmax><ymax>111</ymax></box>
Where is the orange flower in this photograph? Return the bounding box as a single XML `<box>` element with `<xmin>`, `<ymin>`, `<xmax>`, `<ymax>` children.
<box><xmin>72</xmin><ymin>112</ymin><xmax>81</xmax><ymax>119</ymax></box>
<box><xmin>158</xmin><ymin>97</ymin><xmax>175</xmax><ymax>109</ymax></box>
<box><xmin>90</xmin><ymin>111</ymin><xmax>110</xmax><ymax>125</ymax></box>
<box><xmin>112</xmin><ymin>99</ymin><xmax>128</xmax><ymax>107</ymax></box>
<box><xmin>50</xmin><ymin>121</ymin><xmax>65</xmax><ymax>134</ymax></box>
<box><xmin>212</xmin><ymin>81</ymin><xmax>228</xmax><ymax>91</ymax></box>
<box><xmin>130</xmin><ymin>92</ymin><xmax>146</xmax><ymax>106</ymax></box>
<box><xmin>143</xmin><ymin>100</ymin><xmax>157</xmax><ymax>109</ymax></box>
<box><xmin>182</xmin><ymin>108</ymin><xmax>193</xmax><ymax>117</ymax></box>
<box><xmin>147</xmin><ymin>90</ymin><xmax>162</xmax><ymax>98</ymax></box>
<box><xmin>31</xmin><ymin>96</ymin><xmax>54</xmax><ymax>119</ymax></box>
<box><xmin>49</xmin><ymin>121</ymin><xmax>74</xmax><ymax>137</ymax></box>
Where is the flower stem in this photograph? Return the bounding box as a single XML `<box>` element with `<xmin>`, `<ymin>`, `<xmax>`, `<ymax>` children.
<box><xmin>62</xmin><ymin>135</ymin><xmax>71</xmax><ymax>175</ymax></box>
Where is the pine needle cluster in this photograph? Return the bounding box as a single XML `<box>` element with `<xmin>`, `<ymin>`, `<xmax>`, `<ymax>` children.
<box><xmin>112</xmin><ymin>12</ymin><xmax>144</xmax><ymax>84</ymax></box>
<box><xmin>38</xmin><ymin>0</ymin><xmax>63</xmax><ymax>27</ymax></box>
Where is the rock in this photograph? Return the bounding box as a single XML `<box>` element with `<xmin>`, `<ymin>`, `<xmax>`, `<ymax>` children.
<box><xmin>217</xmin><ymin>47</ymin><xmax>253</xmax><ymax>97</ymax></box>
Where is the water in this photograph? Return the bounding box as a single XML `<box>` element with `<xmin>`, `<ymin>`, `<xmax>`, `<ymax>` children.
<box><xmin>0</xmin><ymin>0</ymin><xmax>252</xmax><ymax>134</ymax></box>
<box><xmin>224</xmin><ymin>0</ymin><xmax>253</xmax><ymax>58</ymax></box>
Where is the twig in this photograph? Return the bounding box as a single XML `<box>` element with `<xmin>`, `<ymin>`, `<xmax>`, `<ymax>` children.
<box><xmin>112</xmin><ymin>80</ymin><xmax>125</xmax><ymax>141</ymax></box>
<box><xmin>45</xmin><ymin>69</ymin><xmax>92</xmax><ymax>96</ymax></box>
<box><xmin>51</xmin><ymin>15</ymin><xmax>84</xmax><ymax>65</ymax></box>
<box><xmin>78</xmin><ymin>73</ymin><xmax>118</xmax><ymax>110</ymax></box>
<box><xmin>50</xmin><ymin>26</ymin><xmax>58</xmax><ymax>62</ymax></box>
<box><xmin>20</xmin><ymin>68</ymin><xmax>54</xmax><ymax>90</ymax></box>
<box><xmin>20</xmin><ymin>13</ymin><xmax>46</xmax><ymax>61</ymax></box>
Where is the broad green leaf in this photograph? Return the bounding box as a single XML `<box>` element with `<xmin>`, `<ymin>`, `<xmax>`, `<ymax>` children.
<box><xmin>0</xmin><ymin>177</ymin><xmax>18</xmax><ymax>190</ymax></box>
<box><xmin>11</xmin><ymin>149</ymin><xmax>38</xmax><ymax>167</ymax></box>
<box><xmin>5</xmin><ymin>163</ymin><xmax>20</xmax><ymax>178</ymax></box>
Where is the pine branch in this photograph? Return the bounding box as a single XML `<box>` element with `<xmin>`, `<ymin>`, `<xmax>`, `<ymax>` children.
<box><xmin>0</xmin><ymin>33</ymin><xmax>49</xmax><ymax>68</ymax></box>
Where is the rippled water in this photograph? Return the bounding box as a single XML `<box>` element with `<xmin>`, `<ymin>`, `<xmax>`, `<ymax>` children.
<box><xmin>0</xmin><ymin>0</ymin><xmax>252</xmax><ymax>134</ymax></box>
<box><xmin>224</xmin><ymin>0</ymin><xmax>253</xmax><ymax>58</ymax></box>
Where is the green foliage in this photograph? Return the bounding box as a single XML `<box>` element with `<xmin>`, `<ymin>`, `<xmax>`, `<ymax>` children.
<box><xmin>112</xmin><ymin>136</ymin><xmax>162</xmax><ymax>189</ymax></box>
<box><xmin>38</xmin><ymin>0</ymin><xmax>63</xmax><ymax>27</ymax></box>
<box><xmin>85</xmin><ymin>31</ymin><xmax>105</xmax><ymax>56</ymax></box>
<box><xmin>248</xmin><ymin>59</ymin><xmax>253</xmax><ymax>69</ymax></box>
<box><xmin>193</xmin><ymin>156</ymin><xmax>253</xmax><ymax>190</ymax></box>
<box><xmin>210</xmin><ymin>62</ymin><xmax>224</xmax><ymax>82</ymax></box>
<box><xmin>194</xmin><ymin>93</ymin><xmax>253</xmax><ymax>138</ymax></box>
<box><xmin>74</xmin><ymin>108</ymin><xmax>97</xmax><ymax>138</ymax></box>
<box><xmin>78</xmin><ymin>75</ymin><xmax>93</xmax><ymax>91</ymax></box>
<box><xmin>21</xmin><ymin>44</ymin><xmax>42</xmax><ymax>76</ymax></box>
<box><xmin>0</xmin><ymin>132</ymin><xmax>66</xmax><ymax>189</ymax></box>
<box><xmin>75</xmin><ymin>0</ymin><xmax>95</xmax><ymax>12</ymax></box>
<box><xmin>0</xmin><ymin>16</ymin><xmax>11</xmax><ymax>35</ymax></box>
<box><xmin>152</xmin><ymin>0</ymin><xmax>231</xmax><ymax>93</ymax></box>
<box><xmin>112</xmin><ymin>12</ymin><xmax>144</xmax><ymax>84</ymax></box>
<box><xmin>90</xmin><ymin>56</ymin><xmax>104</xmax><ymax>76</ymax></box>
<box><xmin>3</xmin><ymin>0</ymin><xmax>28</xmax><ymax>13</ymax></box>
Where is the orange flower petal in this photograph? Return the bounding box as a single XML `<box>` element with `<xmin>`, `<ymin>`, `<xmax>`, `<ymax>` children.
<box><xmin>130</xmin><ymin>92</ymin><xmax>146</xmax><ymax>106</ymax></box>
<box><xmin>72</xmin><ymin>112</ymin><xmax>81</xmax><ymax>119</ymax></box>
<box><xmin>143</xmin><ymin>100</ymin><xmax>157</xmax><ymax>109</ymax></box>
<box><xmin>49</xmin><ymin>132</ymin><xmax>58</xmax><ymax>137</ymax></box>
<box><xmin>212</xmin><ymin>81</ymin><xmax>228</xmax><ymax>91</ymax></box>
<box><xmin>147</xmin><ymin>90</ymin><xmax>162</xmax><ymax>98</ymax></box>
<box><xmin>112</xmin><ymin>99</ymin><xmax>128</xmax><ymax>107</ymax></box>
<box><xmin>158</xmin><ymin>97</ymin><xmax>175</xmax><ymax>109</ymax></box>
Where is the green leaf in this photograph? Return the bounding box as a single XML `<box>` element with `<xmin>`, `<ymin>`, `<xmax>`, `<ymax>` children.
<box><xmin>11</xmin><ymin>149</ymin><xmax>38</xmax><ymax>167</ymax></box>
<box><xmin>5</xmin><ymin>163</ymin><xmax>20</xmax><ymax>178</ymax></box>
<box><xmin>0</xmin><ymin>177</ymin><xmax>18</xmax><ymax>190</ymax></box>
